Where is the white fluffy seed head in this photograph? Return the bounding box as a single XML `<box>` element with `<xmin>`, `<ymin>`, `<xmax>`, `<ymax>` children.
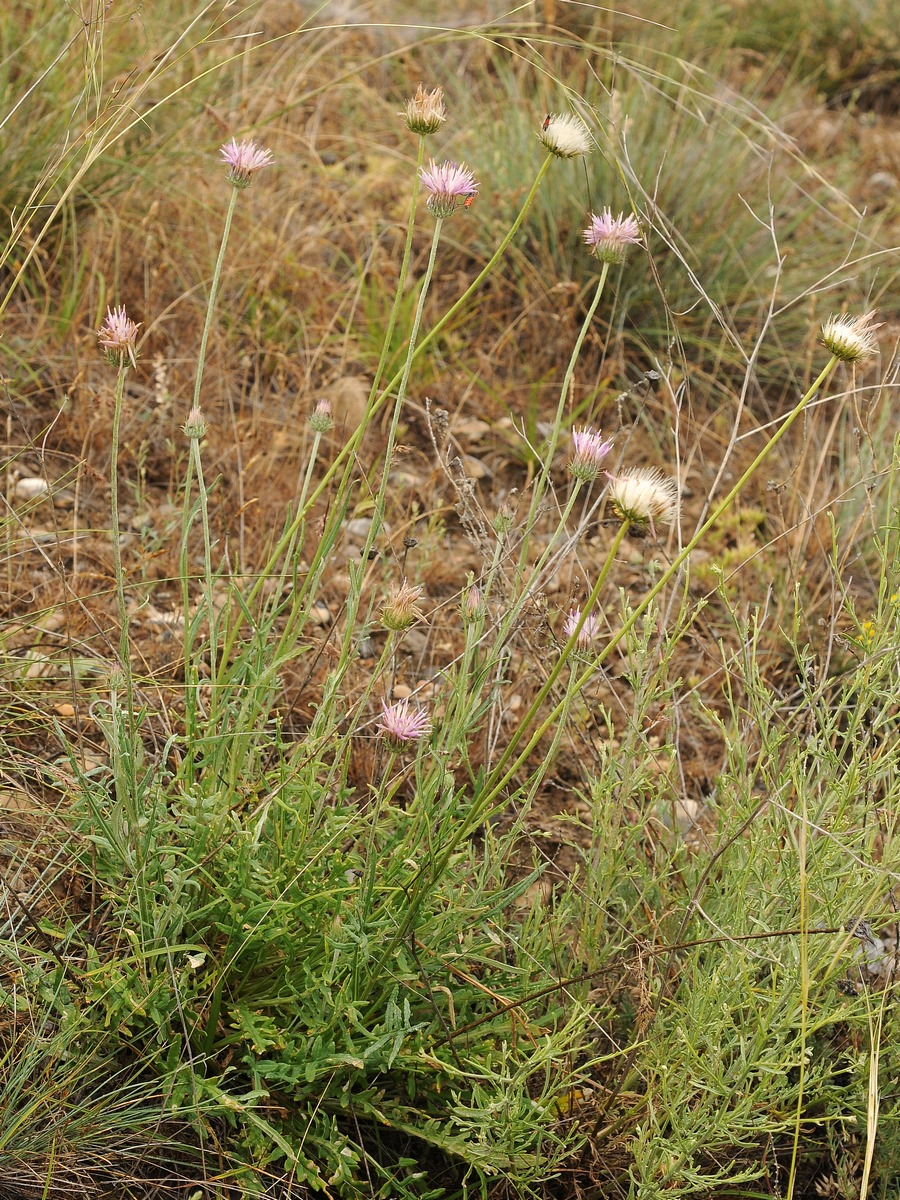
<box><xmin>538</xmin><ymin>113</ymin><xmax>593</xmax><ymax>159</ymax></box>
<box><xmin>607</xmin><ymin>468</ymin><xmax>680</xmax><ymax>534</ymax></box>
<box><xmin>820</xmin><ymin>310</ymin><xmax>880</xmax><ymax>363</ymax></box>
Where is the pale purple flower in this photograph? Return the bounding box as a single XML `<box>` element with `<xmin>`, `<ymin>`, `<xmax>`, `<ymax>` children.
<box><xmin>378</xmin><ymin>698</ymin><xmax>432</xmax><ymax>749</ymax></box>
<box><xmin>569</xmin><ymin>426</ymin><xmax>614</xmax><ymax>482</ymax></box>
<box><xmin>820</xmin><ymin>310</ymin><xmax>880</xmax><ymax>363</ymax></box>
<box><xmin>381</xmin><ymin>578</ymin><xmax>425</xmax><ymax>632</ymax></box>
<box><xmin>583</xmin><ymin>209</ymin><xmax>642</xmax><ymax>265</ymax></box>
<box><xmin>219</xmin><ymin>137</ymin><xmax>274</xmax><ymax>188</ymax></box>
<box><xmin>607</xmin><ymin>467</ymin><xmax>679</xmax><ymax>538</ymax></box>
<box><xmin>563</xmin><ymin>606</ymin><xmax>600</xmax><ymax>650</ymax></box>
<box><xmin>97</xmin><ymin>305</ymin><xmax>140</xmax><ymax>368</ymax></box>
<box><xmin>419</xmin><ymin>159</ymin><xmax>479</xmax><ymax>218</ymax></box>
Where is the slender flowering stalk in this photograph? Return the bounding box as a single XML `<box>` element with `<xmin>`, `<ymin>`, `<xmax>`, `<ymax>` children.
<box><xmin>583</xmin><ymin>209</ymin><xmax>642</xmax><ymax>265</ymax></box>
<box><xmin>401</xmin><ymin>84</ymin><xmax>446</xmax><ymax>135</ymax></box>
<box><xmin>538</xmin><ymin>113</ymin><xmax>593</xmax><ymax>159</ymax></box>
<box><xmin>607</xmin><ymin>467</ymin><xmax>680</xmax><ymax>538</ymax></box>
<box><xmin>98</xmin><ymin>305</ymin><xmax>140</xmax><ymax>368</ymax></box>
<box><xmin>377</xmin><ymin>698</ymin><xmax>432</xmax><ymax>750</ymax></box>
<box><xmin>181</xmin><ymin>135</ymin><xmax>274</xmax><ymax>734</ymax></box>
<box><xmin>820</xmin><ymin>310</ymin><xmax>880</xmax><ymax>363</ymax></box>
<box><xmin>219</xmin><ymin>137</ymin><xmax>274</xmax><ymax>189</ymax></box>
<box><xmin>381</xmin><ymin>579</ymin><xmax>425</xmax><ymax>632</ymax></box>
<box><xmin>419</xmin><ymin>159</ymin><xmax>479</xmax><ymax>218</ymax></box>
<box><xmin>563</xmin><ymin>606</ymin><xmax>600</xmax><ymax>650</ymax></box>
<box><xmin>569</xmin><ymin>427</ymin><xmax>614</xmax><ymax>482</ymax></box>
<box><xmin>99</xmin><ymin>312</ymin><xmax>138</xmax><ymax>746</ymax></box>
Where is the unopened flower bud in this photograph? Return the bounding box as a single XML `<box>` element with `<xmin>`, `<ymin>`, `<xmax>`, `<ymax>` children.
<box><xmin>309</xmin><ymin>398</ymin><xmax>333</xmax><ymax>433</ymax></box>
<box><xmin>183</xmin><ymin>406</ymin><xmax>208</xmax><ymax>439</ymax></box>
<box><xmin>462</xmin><ymin>580</ymin><xmax>485</xmax><ymax>622</ymax></box>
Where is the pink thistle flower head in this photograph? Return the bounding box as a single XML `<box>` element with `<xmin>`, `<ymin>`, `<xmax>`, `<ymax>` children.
<box><xmin>563</xmin><ymin>606</ymin><xmax>600</xmax><ymax>651</ymax></box>
<box><xmin>380</xmin><ymin>578</ymin><xmax>426</xmax><ymax>632</ymax></box>
<box><xmin>820</xmin><ymin>310</ymin><xmax>881</xmax><ymax>363</ymax></box>
<box><xmin>538</xmin><ymin>113</ymin><xmax>593</xmax><ymax>159</ymax></box>
<box><xmin>97</xmin><ymin>305</ymin><xmax>140</xmax><ymax>368</ymax></box>
<box><xmin>219</xmin><ymin>137</ymin><xmax>274</xmax><ymax>189</ymax></box>
<box><xmin>401</xmin><ymin>84</ymin><xmax>447</xmax><ymax>135</ymax></box>
<box><xmin>568</xmin><ymin>426</ymin><xmax>614</xmax><ymax>483</ymax></box>
<box><xmin>583</xmin><ymin>209</ymin><xmax>642</xmax><ymax>265</ymax></box>
<box><xmin>607</xmin><ymin>467</ymin><xmax>679</xmax><ymax>538</ymax></box>
<box><xmin>378</xmin><ymin>698</ymin><xmax>432</xmax><ymax>750</ymax></box>
<box><xmin>419</xmin><ymin>159</ymin><xmax>479</xmax><ymax>218</ymax></box>
<box><xmin>309</xmin><ymin>397</ymin><xmax>333</xmax><ymax>433</ymax></box>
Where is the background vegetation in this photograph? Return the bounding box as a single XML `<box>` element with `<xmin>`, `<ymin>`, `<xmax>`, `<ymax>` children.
<box><xmin>2</xmin><ymin>1</ymin><xmax>900</xmax><ymax>1198</ymax></box>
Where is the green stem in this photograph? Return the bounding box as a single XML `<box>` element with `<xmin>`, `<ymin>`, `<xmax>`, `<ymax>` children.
<box><xmin>365</xmin><ymin>215</ymin><xmax>444</xmax><ymax>554</ymax></box>
<box><xmin>189</xmin><ymin>435</ymin><xmax>217</xmax><ymax>716</ymax></box>
<box><xmin>179</xmin><ymin>183</ymin><xmax>239</xmax><ymax>734</ymax></box>
<box><xmin>179</xmin><ymin>450</ymin><xmax>198</xmax><ymax>742</ymax></box>
<box><xmin>786</xmin><ymin>769</ymin><xmax>809</xmax><ymax>1200</ymax></box>
<box><xmin>478</xmin><ymin>355</ymin><xmax>840</xmax><ymax>812</ymax></box>
<box><xmin>108</xmin><ymin>359</ymin><xmax>134</xmax><ymax>732</ymax></box>
<box><xmin>364</xmin><ymin>136</ymin><xmax>427</xmax><ymax>414</ymax></box>
<box><xmin>193</xmin><ymin>186</ymin><xmax>239</xmax><ymax>411</ymax></box>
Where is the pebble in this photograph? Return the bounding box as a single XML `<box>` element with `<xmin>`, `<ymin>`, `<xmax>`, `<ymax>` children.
<box><xmin>13</xmin><ymin>477</ymin><xmax>49</xmax><ymax>500</ymax></box>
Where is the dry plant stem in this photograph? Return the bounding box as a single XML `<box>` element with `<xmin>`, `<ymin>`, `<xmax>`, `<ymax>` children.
<box><xmin>230</xmin><ymin>154</ymin><xmax>556</xmax><ymax>629</ymax></box>
<box><xmin>108</xmin><ymin>360</ymin><xmax>134</xmax><ymax>733</ymax></box>
<box><xmin>479</xmin><ymin>355</ymin><xmax>840</xmax><ymax>810</ymax></box>
<box><xmin>518</xmin><ymin>262</ymin><xmax>610</xmax><ymax>573</ymax></box>
<box><xmin>859</xmin><ymin>980</ymin><xmax>886</xmax><ymax>1200</ymax></box>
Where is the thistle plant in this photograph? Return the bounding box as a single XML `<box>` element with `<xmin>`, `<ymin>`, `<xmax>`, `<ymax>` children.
<box><xmin>180</xmin><ymin>135</ymin><xmax>274</xmax><ymax>742</ymax></box>
<box><xmin>98</xmin><ymin>305</ymin><xmax>140</xmax><ymax>727</ymax></box>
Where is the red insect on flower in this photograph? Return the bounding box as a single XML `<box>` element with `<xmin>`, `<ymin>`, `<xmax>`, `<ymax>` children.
<box><xmin>463</xmin><ymin>193</ymin><xmax>475</xmax><ymax>210</ymax></box>
<box><xmin>542</xmin><ymin>113</ymin><xmax>552</xmax><ymax>131</ymax></box>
